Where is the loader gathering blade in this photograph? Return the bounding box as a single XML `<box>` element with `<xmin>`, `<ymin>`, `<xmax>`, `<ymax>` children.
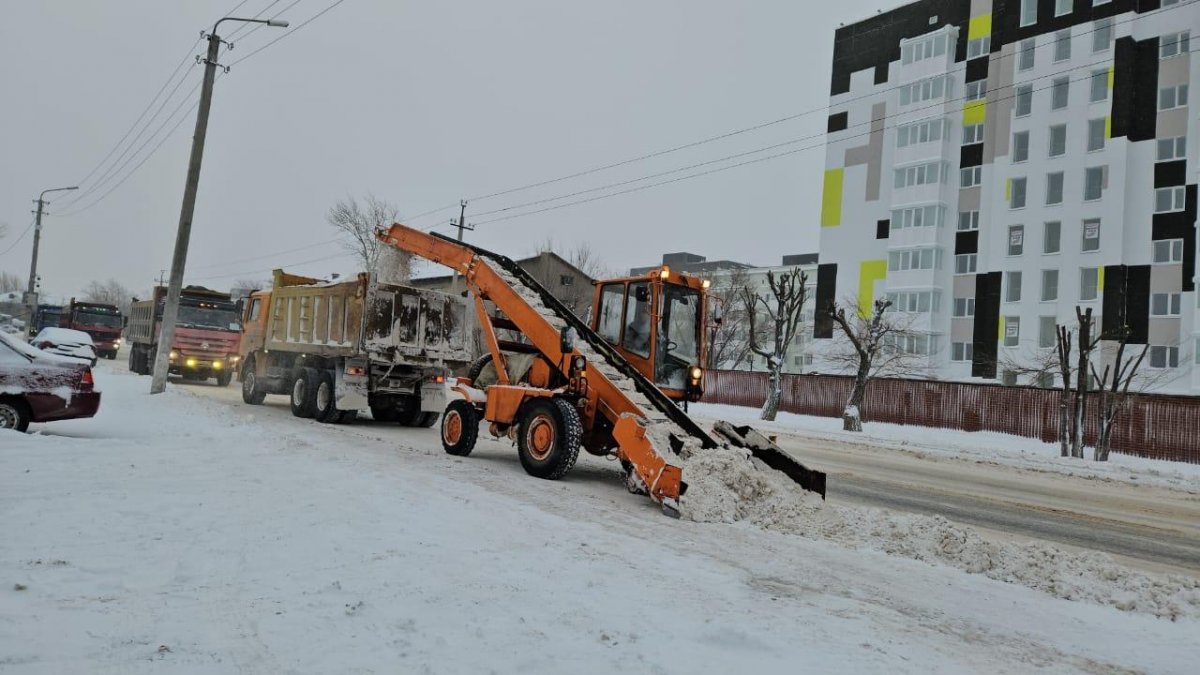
<box><xmin>712</xmin><ymin>421</ymin><xmax>827</xmax><ymax>499</ymax></box>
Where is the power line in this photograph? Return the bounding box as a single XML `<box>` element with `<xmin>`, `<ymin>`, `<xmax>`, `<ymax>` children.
<box><xmin>229</xmin><ymin>0</ymin><xmax>303</xmax><ymax>44</ymax></box>
<box><xmin>228</xmin><ymin>0</ymin><xmax>351</xmax><ymax>67</ymax></box>
<box><xmin>0</xmin><ymin>218</ymin><xmax>36</xmax><ymax>258</ymax></box>
<box><xmin>188</xmin><ymin>236</ymin><xmax>339</xmax><ymax>270</ymax></box>
<box><xmin>224</xmin><ymin>0</ymin><xmax>284</xmax><ymax>42</ymax></box>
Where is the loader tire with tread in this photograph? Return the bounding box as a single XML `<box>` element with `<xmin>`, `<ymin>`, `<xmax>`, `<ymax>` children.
<box><xmin>313</xmin><ymin>370</ymin><xmax>340</xmax><ymax>423</ymax></box>
<box><xmin>465</xmin><ymin>353</ymin><xmax>493</xmax><ymax>384</ymax></box>
<box><xmin>290</xmin><ymin>367</ymin><xmax>319</xmax><ymax>418</ymax></box>
<box><xmin>441</xmin><ymin>399</ymin><xmax>479</xmax><ymax>457</ymax></box>
<box><xmin>241</xmin><ymin>358</ymin><xmax>266</xmax><ymax>405</ymax></box>
<box><xmin>517</xmin><ymin>398</ymin><xmax>581</xmax><ymax>480</ymax></box>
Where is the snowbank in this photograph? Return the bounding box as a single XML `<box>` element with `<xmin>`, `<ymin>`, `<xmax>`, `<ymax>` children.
<box><xmin>692</xmin><ymin>402</ymin><xmax>1200</xmax><ymax>493</ymax></box>
<box><xmin>680</xmin><ymin>446</ymin><xmax>1200</xmax><ymax>621</ymax></box>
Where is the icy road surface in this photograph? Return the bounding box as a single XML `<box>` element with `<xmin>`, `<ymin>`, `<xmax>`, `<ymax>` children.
<box><xmin>2</xmin><ymin>363</ymin><xmax>1198</xmax><ymax>674</ymax></box>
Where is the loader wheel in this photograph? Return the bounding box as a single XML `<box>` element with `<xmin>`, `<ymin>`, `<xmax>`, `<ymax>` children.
<box><xmin>314</xmin><ymin>370</ymin><xmax>340</xmax><ymax>423</ymax></box>
<box><xmin>441</xmin><ymin>399</ymin><xmax>479</xmax><ymax>457</ymax></box>
<box><xmin>290</xmin><ymin>367</ymin><xmax>319</xmax><ymax>418</ymax></box>
<box><xmin>465</xmin><ymin>353</ymin><xmax>493</xmax><ymax>384</ymax></box>
<box><xmin>241</xmin><ymin>358</ymin><xmax>266</xmax><ymax>405</ymax></box>
<box><xmin>517</xmin><ymin>398</ymin><xmax>582</xmax><ymax>480</ymax></box>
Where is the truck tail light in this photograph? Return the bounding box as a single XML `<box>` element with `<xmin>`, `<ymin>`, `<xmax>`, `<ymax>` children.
<box><xmin>346</xmin><ymin>365</ymin><xmax>366</xmax><ymax>376</ymax></box>
<box><xmin>80</xmin><ymin>368</ymin><xmax>94</xmax><ymax>388</ymax></box>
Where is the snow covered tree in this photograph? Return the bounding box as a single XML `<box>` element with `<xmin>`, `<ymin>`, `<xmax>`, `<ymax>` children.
<box><xmin>327</xmin><ymin>194</ymin><xmax>403</xmax><ymax>274</ymax></box>
<box><xmin>740</xmin><ymin>268</ymin><xmax>808</xmax><ymax>421</ymax></box>
<box><xmin>0</xmin><ymin>270</ymin><xmax>21</xmax><ymax>293</ymax></box>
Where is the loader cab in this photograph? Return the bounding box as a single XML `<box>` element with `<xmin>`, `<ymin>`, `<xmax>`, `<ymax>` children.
<box><xmin>590</xmin><ymin>267</ymin><xmax>707</xmax><ymax>402</ymax></box>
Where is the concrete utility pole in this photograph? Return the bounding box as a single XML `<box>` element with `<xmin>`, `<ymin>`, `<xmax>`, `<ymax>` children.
<box><xmin>450</xmin><ymin>200</ymin><xmax>475</xmax><ymax>296</ymax></box>
<box><xmin>150</xmin><ymin>16</ymin><xmax>288</xmax><ymax>394</ymax></box>
<box><xmin>26</xmin><ymin>186</ymin><xmax>78</xmax><ymax>315</ymax></box>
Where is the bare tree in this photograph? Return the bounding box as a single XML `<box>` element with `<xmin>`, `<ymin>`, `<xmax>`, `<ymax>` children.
<box><xmin>703</xmin><ymin>268</ymin><xmax>755</xmax><ymax>370</ymax></box>
<box><xmin>1000</xmin><ymin>327</ymin><xmax>1076</xmax><ymax>458</ymax></box>
<box><xmin>81</xmin><ymin>279</ymin><xmax>135</xmax><ymax>315</ymax></box>
<box><xmin>233</xmin><ymin>278</ymin><xmax>270</xmax><ymax>292</ymax></box>
<box><xmin>327</xmin><ymin>194</ymin><xmax>403</xmax><ymax>275</ymax></box>
<box><xmin>827</xmin><ymin>297</ymin><xmax>929</xmax><ymax>431</ymax></box>
<box><xmin>1054</xmin><ymin>325</ymin><xmax>1074</xmax><ymax>457</ymax></box>
<box><xmin>740</xmin><ymin>268</ymin><xmax>808</xmax><ymax>421</ymax></box>
<box><xmin>526</xmin><ymin>237</ymin><xmax>610</xmax><ymax>317</ymax></box>
<box><xmin>0</xmin><ymin>270</ymin><xmax>22</xmax><ymax>293</ymax></box>
<box><xmin>1070</xmin><ymin>307</ymin><xmax>1101</xmax><ymax>459</ymax></box>
<box><xmin>1089</xmin><ymin>327</ymin><xmax>1149</xmax><ymax>462</ymax></box>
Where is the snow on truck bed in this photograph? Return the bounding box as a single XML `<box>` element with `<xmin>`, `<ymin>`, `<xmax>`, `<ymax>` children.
<box><xmin>2</xmin><ymin>366</ymin><xmax>1199</xmax><ymax>673</ymax></box>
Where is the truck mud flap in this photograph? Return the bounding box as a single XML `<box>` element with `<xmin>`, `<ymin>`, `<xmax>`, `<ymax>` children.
<box><xmin>711</xmin><ymin>421</ymin><xmax>826</xmax><ymax>499</ymax></box>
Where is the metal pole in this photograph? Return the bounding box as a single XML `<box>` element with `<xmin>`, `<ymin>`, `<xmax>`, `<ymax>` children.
<box><xmin>150</xmin><ymin>33</ymin><xmax>222</xmax><ymax>394</ymax></box>
<box><xmin>27</xmin><ymin>198</ymin><xmax>45</xmax><ymax>302</ymax></box>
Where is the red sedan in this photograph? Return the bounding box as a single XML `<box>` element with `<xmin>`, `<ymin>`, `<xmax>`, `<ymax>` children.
<box><xmin>0</xmin><ymin>330</ymin><xmax>101</xmax><ymax>432</ymax></box>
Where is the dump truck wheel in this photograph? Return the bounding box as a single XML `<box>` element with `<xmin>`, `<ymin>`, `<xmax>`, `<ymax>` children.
<box><xmin>441</xmin><ymin>399</ymin><xmax>479</xmax><ymax>457</ymax></box>
<box><xmin>417</xmin><ymin>411</ymin><xmax>440</xmax><ymax>428</ymax></box>
<box><xmin>241</xmin><ymin>358</ymin><xmax>266</xmax><ymax>405</ymax></box>
<box><xmin>517</xmin><ymin>398</ymin><xmax>581</xmax><ymax>480</ymax></box>
<box><xmin>314</xmin><ymin>370</ymin><xmax>341</xmax><ymax>423</ymax></box>
<box><xmin>0</xmin><ymin>398</ymin><xmax>31</xmax><ymax>433</ymax></box>
<box><xmin>290</xmin><ymin>368</ymin><xmax>319</xmax><ymax>418</ymax></box>
<box><xmin>216</xmin><ymin>370</ymin><xmax>233</xmax><ymax>387</ymax></box>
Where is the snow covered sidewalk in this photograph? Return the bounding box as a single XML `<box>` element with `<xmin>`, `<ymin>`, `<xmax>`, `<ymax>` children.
<box><xmin>2</xmin><ymin>368</ymin><xmax>1199</xmax><ymax>673</ymax></box>
<box><xmin>692</xmin><ymin>402</ymin><xmax>1200</xmax><ymax>494</ymax></box>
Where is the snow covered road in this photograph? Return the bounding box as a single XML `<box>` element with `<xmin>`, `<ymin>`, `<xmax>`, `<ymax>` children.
<box><xmin>2</xmin><ymin>365</ymin><xmax>1199</xmax><ymax>674</ymax></box>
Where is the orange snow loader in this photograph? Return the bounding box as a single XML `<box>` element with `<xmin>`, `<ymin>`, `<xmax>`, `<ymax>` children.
<box><xmin>377</xmin><ymin>223</ymin><xmax>825</xmax><ymax>516</ymax></box>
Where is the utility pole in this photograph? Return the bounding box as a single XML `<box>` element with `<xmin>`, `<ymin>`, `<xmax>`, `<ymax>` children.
<box><xmin>26</xmin><ymin>186</ymin><xmax>78</xmax><ymax>319</ymax></box>
<box><xmin>450</xmin><ymin>199</ymin><xmax>475</xmax><ymax>296</ymax></box>
<box><xmin>150</xmin><ymin>15</ymin><xmax>288</xmax><ymax>394</ymax></box>
<box><xmin>158</xmin><ymin>270</ymin><xmax>167</xmax><ymax>289</ymax></box>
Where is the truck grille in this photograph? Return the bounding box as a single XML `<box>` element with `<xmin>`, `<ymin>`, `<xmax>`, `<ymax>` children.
<box><xmin>175</xmin><ymin>332</ymin><xmax>239</xmax><ymax>354</ymax></box>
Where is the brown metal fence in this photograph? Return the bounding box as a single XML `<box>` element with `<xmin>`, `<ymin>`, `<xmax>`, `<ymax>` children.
<box><xmin>700</xmin><ymin>370</ymin><xmax>1200</xmax><ymax>464</ymax></box>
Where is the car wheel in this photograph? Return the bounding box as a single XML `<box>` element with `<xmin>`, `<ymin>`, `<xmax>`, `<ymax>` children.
<box><xmin>0</xmin><ymin>398</ymin><xmax>31</xmax><ymax>433</ymax></box>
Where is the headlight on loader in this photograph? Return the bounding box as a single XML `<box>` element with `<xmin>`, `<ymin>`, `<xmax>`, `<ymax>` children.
<box><xmin>690</xmin><ymin>366</ymin><xmax>702</xmax><ymax>382</ymax></box>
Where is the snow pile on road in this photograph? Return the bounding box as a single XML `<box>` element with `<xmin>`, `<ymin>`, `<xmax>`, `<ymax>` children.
<box><xmin>680</xmin><ymin>449</ymin><xmax>1200</xmax><ymax>620</ymax></box>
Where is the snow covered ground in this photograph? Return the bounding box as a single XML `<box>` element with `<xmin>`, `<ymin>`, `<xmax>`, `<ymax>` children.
<box><xmin>692</xmin><ymin>402</ymin><xmax>1200</xmax><ymax>494</ymax></box>
<box><xmin>2</xmin><ymin>366</ymin><xmax>1199</xmax><ymax>674</ymax></box>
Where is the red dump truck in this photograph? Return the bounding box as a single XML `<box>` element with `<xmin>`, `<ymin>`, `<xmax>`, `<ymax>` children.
<box><xmin>126</xmin><ymin>286</ymin><xmax>243</xmax><ymax>386</ymax></box>
<box><xmin>62</xmin><ymin>299</ymin><xmax>124</xmax><ymax>359</ymax></box>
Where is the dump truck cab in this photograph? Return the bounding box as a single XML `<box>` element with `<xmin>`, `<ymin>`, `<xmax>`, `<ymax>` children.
<box><xmin>590</xmin><ymin>267</ymin><xmax>708</xmax><ymax>403</ymax></box>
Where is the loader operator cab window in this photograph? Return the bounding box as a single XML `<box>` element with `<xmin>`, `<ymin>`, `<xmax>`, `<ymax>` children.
<box><xmin>596</xmin><ymin>284</ymin><xmax>624</xmax><ymax>344</ymax></box>
<box><xmin>656</xmin><ymin>284</ymin><xmax>700</xmax><ymax>390</ymax></box>
<box><xmin>623</xmin><ymin>282</ymin><xmax>652</xmax><ymax>358</ymax></box>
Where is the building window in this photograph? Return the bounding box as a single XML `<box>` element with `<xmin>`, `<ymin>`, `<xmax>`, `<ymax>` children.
<box><xmin>1004</xmin><ymin>316</ymin><xmax>1021</xmax><ymax>347</ymax></box>
<box><xmin>958</xmin><ymin>210</ymin><xmax>980</xmax><ymax>231</ymax></box>
<box><xmin>1157</xmin><ymin>136</ymin><xmax>1187</xmax><ymax>161</ymax></box>
<box><xmin>1018</xmin><ymin>38</ymin><xmax>1036</xmax><ymax>71</ymax></box>
<box><xmin>1090</xmin><ymin>69</ymin><xmax>1109</xmax><ymax>103</ymax></box>
<box><xmin>1051</xmin><ymin>77</ymin><xmax>1070</xmax><ymax>109</ymax></box>
<box><xmin>1081</xmin><ymin>219</ymin><xmax>1101</xmax><ymax>252</ymax></box>
<box><xmin>901</xmin><ymin>33</ymin><xmax>950</xmax><ymax>65</ymax></box>
<box><xmin>559</xmin><ymin>275</ymin><xmax>574</xmax><ymax>286</ymax></box>
<box><xmin>1042</xmin><ymin>269</ymin><xmax>1059</xmax><ymax>302</ymax></box>
<box><xmin>1044</xmin><ymin>221</ymin><xmax>1061</xmax><ymax>254</ymax></box>
<box><xmin>1006</xmin><ymin>271</ymin><xmax>1023</xmax><ymax>303</ymax></box>
<box><xmin>1155</xmin><ymin>186</ymin><xmax>1186</xmax><ymax>213</ymax></box>
<box><xmin>886</xmin><ymin>333</ymin><xmax>939</xmax><ymax>356</ymax></box>
<box><xmin>1158</xmin><ymin>84</ymin><xmax>1188</xmax><ymax>111</ymax></box>
<box><xmin>967</xmin><ymin>36</ymin><xmax>991</xmax><ymax>60</ymax></box>
<box><xmin>1015</xmin><ymin>84</ymin><xmax>1033</xmax><ymax>117</ymax></box>
<box><xmin>956</xmin><ymin>253</ymin><xmax>978</xmax><ymax>275</ymax></box>
<box><xmin>1010</xmin><ymin>178</ymin><xmax>1027</xmax><ymax>209</ymax></box>
<box><xmin>1087</xmin><ymin>118</ymin><xmax>1106</xmax><ymax>152</ymax></box>
<box><xmin>1055</xmin><ymin>0</ymin><xmax>1072</xmax><ymax>16</ymax></box>
<box><xmin>961</xmin><ymin>166</ymin><xmax>982</xmax><ymax>188</ymax></box>
<box><xmin>896</xmin><ymin>118</ymin><xmax>946</xmax><ymax>148</ymax></box>
<box><xmin>965</xmin><ymin>80</ymin><xmax>987</xmax><ymax>101</ymax></box>
<box><xmin>1151</xmin><ymin>293</ymin><xmax>1183</xmax><ymax>317</ymax></box>
<box><xmin>1083</xmin><ymin>167</ymin><xmax>1104</xmax><ymax>201</ymax></box>
<box><xmin>1093</xmin><ymin>18</ymin><xmax>1113</xmax><ymax>53</ymax></box>
<box><xmin>1054</xmin><ymin>29</ymin><xmax>1072</xmax><ymax>62</ymax></box>
<box><xmin>891</xmin><ymin>204</ymin><xmax>945</xmax><ymax>229</ymax></box>
<box><xmin>1048</xmin><ymin>124</ymin><xmax>1067</xmax><ymax>157</ymax></box>
<box><xmin>894</xmin><ymin>161</ymin><xmax>945</xmax><ymax>188</ymax></box>
<box><xmin>1149</xmin><ymin>346</ymin><xmax>1180</xmax><ymax>369</ymax></box>
<box><xmin>888</xmin><ymin>248</ymin><xmax>941</xmax><ymax>272</ymax></box>
<box><xmin>952</xmin><ymin>342</ymin><xmax>974</xmax><ymax>361</ymax></box>
<box><xmin>1080</xmin><ymin>267</ymin><xmax>1099</xmax><ymax>301</ymax></box>
<box><xmin>1153</xmin><ymin>239</ymin><xmax>1184</xmax><ymax>264</ymax></box>
<box><xmin>1012</xmin><ymin>131</ymin><xmax>1030</xmax><ymax>162</ymax></box>
<box><xmin>885</xmin><ymin>290</ymin><xmax>941</xmax><ymax>313</ymax></box>
<box><xmin>1039</xmin><ymin>316</ymin><xmax>1058</xmax><ymax>348</ymax></box>
<box><xmin>963</xmin><ymin>123</ymin><xmax>985</xmax><ymax>145</ymax></box>
<box><xmin>1009</xmin><ymin>224</ymin><xmax>1025</xmax><ymax>255</ymax></box>
<box><xmin>1160</xmin><ymin>31</ymin><xmax>1190</xmax><ymax>59</ymax></box>
<box><xmin>953</xmin><ymin>297</ymin><xmax>976</xmax><ymax>317</ymax></box>
<box><xmin>1020</xmin><ymin>0</ymin><xmax>1037</xmax><ymax>27</ymax></box>
<box><xmin>1046</xmin><ymin>172</ymin><xmax>1064</xmax><ymax>205</ymax></box>
<box><xmin>900</xmin><ymin>75</ymin><xmax>950</xmax><ymax>105</ymax></box>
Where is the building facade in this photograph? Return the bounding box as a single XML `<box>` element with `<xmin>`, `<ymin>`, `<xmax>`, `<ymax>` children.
<box><xmin>814</xmin><ymin>0</ymin><xmax>1198</xmax><ymax>392</ymax></box>
<box><xmin>411</xmin><ymin>250</ymin><xmax>595</xmax><ymax>317</ymax></box>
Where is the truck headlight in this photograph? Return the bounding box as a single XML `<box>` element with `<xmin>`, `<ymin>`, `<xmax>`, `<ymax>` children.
<box><xmin>230</xmin><ymin>355</ymin><xmax>240</xmax><ymax>364</ymax></box>
<box><xmin>185</xmin><ymin>358</ymin><xmax>197</xmax><ymax>368</ymax></box>
<box><xmin>169</xmin><ymin>351</ymin><xmax>177</xmax><ymax>360</ymax></box>
<box><xmin>213</xmin><ymin>361</ymin><xmax>223</xmax><ymax>370</ymax></box>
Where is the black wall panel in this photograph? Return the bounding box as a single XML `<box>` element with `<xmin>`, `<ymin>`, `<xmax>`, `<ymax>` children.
<box><xmin>955</xmin><ymin>230</ymin><xmax>979</xmax><ymax>255</ymax></box>
<box><xmin>971</xmin><ymin>272</ymin><xmax>1002</xmax><ymax>379</ymax></box>
<box><xmin>814</xmin><ymin>263</ymin><xmax>838</xmax><ymax>339</ymax></box>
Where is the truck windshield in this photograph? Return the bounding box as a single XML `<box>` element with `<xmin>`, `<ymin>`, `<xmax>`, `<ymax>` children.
<box><xmin>179</xmin><ymin>306</ymin><xmax>241</xmax><ymax>331</ymax></box>
<box><xmin>655</xmin><ymin>284</ymin><xmax>700</xmax><ymax>390</ymax></box>
<box><xmin>76</xmin><ymin>311</ymin><xmax>122</xmax><ymax>328</ymax></box>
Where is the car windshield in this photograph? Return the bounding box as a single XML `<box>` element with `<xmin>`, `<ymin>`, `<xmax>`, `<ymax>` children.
<box><xmin>179</xmin><ymin>305</ymin><xmax>241</xmax><ymax>331</ymax></box>
<box><xmin>655</xmin><ymin>284</ymin><xmax>700</xmax><ymax>389</ymax></box>
<box><xmin>76</xmin><ymin>311</ymin><xmax>122</xmax><ymax>328</ymax></box>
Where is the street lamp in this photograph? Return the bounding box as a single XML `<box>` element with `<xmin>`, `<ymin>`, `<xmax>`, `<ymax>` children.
<box><xmin>26</xmin><ymin>185</ymin><xmax>79</xmax><ymax>312</ymax></box>
<box><xmin>150</xmin><ymin>15</ymin><xmax>288</xmax><ymax>394</ymax></box>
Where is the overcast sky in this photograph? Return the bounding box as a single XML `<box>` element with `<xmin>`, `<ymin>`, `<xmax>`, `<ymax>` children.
<box><xmin>1</xmin><ymin>0</ymin><xmax>884</xmax><ymax>300</ymax></box>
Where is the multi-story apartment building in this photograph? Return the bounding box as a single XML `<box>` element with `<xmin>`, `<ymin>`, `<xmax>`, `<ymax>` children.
<box><xmin>814</xmin><ymin>0</ymin><xmax>1198</xmax><ymax>393</ymax></box>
